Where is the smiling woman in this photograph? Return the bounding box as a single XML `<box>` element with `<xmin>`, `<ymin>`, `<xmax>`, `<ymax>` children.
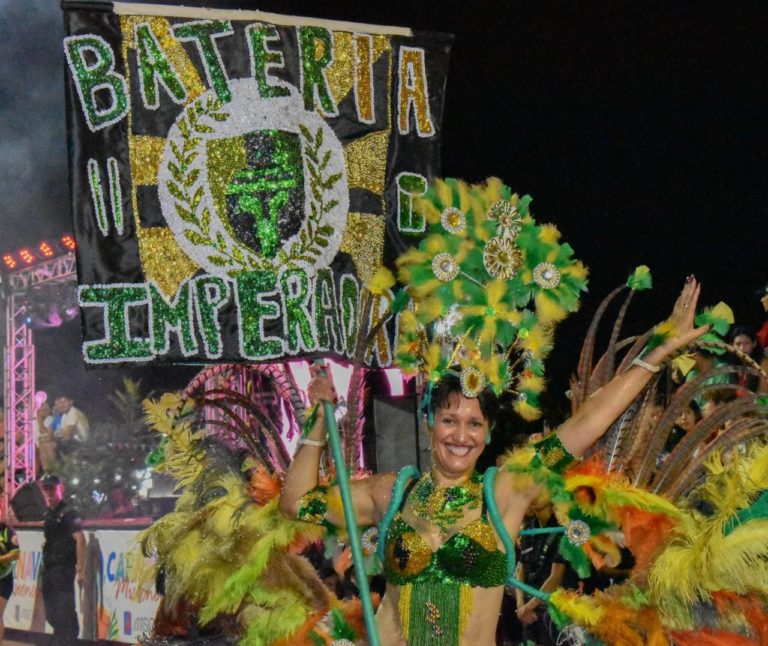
<box><xmin>279</xmin><ymin>178</ymin><xmax>715</xmax><ymax>645</ymax></box>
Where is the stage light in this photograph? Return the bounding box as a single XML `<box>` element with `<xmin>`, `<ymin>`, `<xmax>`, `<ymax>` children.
<box><xmin>2</xmin><ymin>253</ymin><xmax>17</xmax><ymax>270</ymax></box>
<box><xmin>18</xmin><ymin>248</ymin><xmax>35</xmax><ymax>265</ymax></box>
<box><xmin>38</xmin><ymin>241</ymin><xmax>55</xmax><ymax>258</ymax></box>
<box><xmin>60</xmin><ymin>234</ymin><xmax>76</xmax><ymax>251</ymax></box>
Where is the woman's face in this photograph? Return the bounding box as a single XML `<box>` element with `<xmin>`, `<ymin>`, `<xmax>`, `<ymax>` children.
<box><xmin>677</xmin><ymin>406</ymin><xmax>698</xmax><ymax>432</ymax></box>
<box><xmin>430</xmin><ymin>394</ymin><xmax>488</xmax><ymax>482</ymax></box>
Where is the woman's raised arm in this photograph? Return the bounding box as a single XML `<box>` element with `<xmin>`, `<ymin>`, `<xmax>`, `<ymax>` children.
<box><xmin>557</xmin><ymin>277</ymin><xmax>709</xmax><ymax>457</ymax></box>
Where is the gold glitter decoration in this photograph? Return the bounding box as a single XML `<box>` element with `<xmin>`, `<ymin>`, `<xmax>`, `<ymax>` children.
<box><xmin>138</xmin><ymin>228</ymin><xmax>199</xmax><ymax>297</ymax></box>
<box><xmin>460</xmin><ymin>367</ymin><xmax>486</xmax><ymax>397</ymax></box>
<box><xmin>130</xmin><ymin>135</ymin><xmax>166</xmax><ymax>186</ymax></box>
<box><xmin>440</xmin><ymin>207</ymin><xmax>466</xmax><ymax>234</ymax></box>
<box><xmin>460</xmin><ymin>519</ymin><xmax>498</xmax><ymax>553</ymax></box>
<box><xmin>206</xmin><ymin>135</ymin><xmax>248</xmax><ymax>243</ymax></box>
<box><xmin>432</xmin><ymin>252</ymin><xmax>460</xmax><ymax>282</ymax></box>
<box><xmin>339</xmin><ymin>212</ymin><xmax>385</xmax><ymax>284</ymax></box>
<box><xmin>344</xmin><ymin>131</ymin><xmax>389</xmax><ymax>194</ymax></box>
<box><xmin>326</xmin><ymin>32</ymin><xmax>390</xmax><ymax>113</ymax></box>
<box><xmin>385</xmin><ymin>524</ymin><xmax>433</xmax><ymax>577</ymax></box>
<box><xmin>532</xmin><ymin>262</ymin><xmax>561</xmax><ymax>289</ymax></box>
<box><xmin>483</xmin><ymin>236</ymin><xmax>522</xmax><ymax>279</ymax></box>
<box><xmin>296</xmin><ymin>487</ymin><xmax>328</xmax><ymax>525</ymax></box>
<box><xmin>399</xmin><ymin>583</ymin><xmax>413</xmax><ymax>639</ymax></box>
<box><xmin>458</xmin><ymin>584</ymin><xmax>474</xmax><ymax>638</ymax></box>
<box><xmin>121</xmin><ymin>16</ymin><xmax>206</xmax><ymax>101</ymax></box>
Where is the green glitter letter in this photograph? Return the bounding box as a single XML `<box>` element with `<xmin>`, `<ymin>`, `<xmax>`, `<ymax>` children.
<box><xmin>298</xmin><ymin>27</ymin><xmax>337</xmax><ymax>116</ymax></box>
<box><xmin>193</xmin><ymin>276</ymin><xmax>230</xmax><ymax>359</ymax></box>
<box><xmin>135</xmin><ymin>22</ymin><xmax>187</xmax><ymax>109</ymax></box>
<box><xmin>236</xmin><ymin>271</ymin><xmax>286</xmax><ymax>360</ymax></box>
<box><xmin>149</xmin><ymin>282</ymin><xmax>197</xmax><ymax>357</ymax></box>
<box><xmin>279</xmin><ymin>268</ymin><xmax>316</xmax><ymax>354</ymax></box>
<box><xmin>63</xmin><ymin>35</ymin><xmax>129</xmax><ymax>132</ymax></box>
<box><xmin>397</xmin><ymin>172</ymin><xmax>427</xmax><ymax>234</ymax></box>
<box><xmin>247</xmin><ymin>24</ymin><xmax>289</xmax><ymax>98</ymax></box>
<box><xmin>79</xmin><ymin>285</ymin><xmax>151</xmax><ymax>363</ymax></box>
<box><xmin>313</xmin><ymin>269</ymin><xmax>343</xmax><ymax>353</ymax></box>
<box><xmin>173</xmin><ymin>20</ymin><xmax>233</xmax><ymax>103</ymax></box>
<box><xmin>339</xmin><ymin>274</ymin><xmax>360</xmax><ymax>357</ymax></box>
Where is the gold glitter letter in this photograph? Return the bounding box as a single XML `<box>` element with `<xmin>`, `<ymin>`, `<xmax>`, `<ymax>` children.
<box><xmin>397</xmin><ymin>46</ymin><xmax>434</xmax><ymax>137</ymax></box>
<box><xmin>353</xmin><ymin>33</ymin><xmax>375</xmax><ymax>124</ymax></box>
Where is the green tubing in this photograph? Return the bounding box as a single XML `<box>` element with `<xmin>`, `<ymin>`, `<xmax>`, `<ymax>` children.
<box><xmin>520</xmin><ymin>526</ymin><xmax>566</xmax><ymax>536</ymax></box>
<box><xmin>376</xmin><ymin>465</ymin><xmax>420</xmax><ymax>563</ymax></box>
<box><xmin>483</xmin><ymin>467</ymin><xmax>551</xmax><ymax>602</ymax></box>
<box><xmin>322</xmin><ymin>400</ymin><xmax>381</xmax><ymax>646</ymax></box>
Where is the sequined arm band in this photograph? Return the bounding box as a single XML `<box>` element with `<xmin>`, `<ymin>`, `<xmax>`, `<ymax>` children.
<box><xmin>296</xmin><ymin>485</ymin><xmax>329</xmax><ymax>526</ymax></box>
<box><xmin>533</xmin><ymin>433</ymin><xmax>579</xmax><ymax>473</ymax></box>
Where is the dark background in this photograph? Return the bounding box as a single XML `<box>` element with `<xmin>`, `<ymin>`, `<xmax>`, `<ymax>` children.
<box><xmin>2</xmin><ymin>0</ymin><xmax>766</xmax><ymax>422</ymax></box>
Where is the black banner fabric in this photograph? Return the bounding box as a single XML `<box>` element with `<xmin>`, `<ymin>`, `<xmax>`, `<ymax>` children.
<box><xmin>62</xmin><ymin>5</ymin><xmax>452</xmax><ymax>366</ymax></box>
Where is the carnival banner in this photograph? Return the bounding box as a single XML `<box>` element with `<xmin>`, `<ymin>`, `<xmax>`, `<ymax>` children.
<box><xmin>62</xmin><ymin>2</ymin><xmax>452</xmax><ymax>366</ymax></box>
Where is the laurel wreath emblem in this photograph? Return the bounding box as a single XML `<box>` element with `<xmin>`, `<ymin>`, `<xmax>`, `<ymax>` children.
<box><xmin>165</xmin><ymin>94</ymin><xmax>343</xmax><ymax>276</ymax></box>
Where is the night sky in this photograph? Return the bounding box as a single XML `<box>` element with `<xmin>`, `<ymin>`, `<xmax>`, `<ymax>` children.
<box><xmin>2</xmin><ymin>1</ymin><xmax>766</xmax><ymax>420</ymax></box>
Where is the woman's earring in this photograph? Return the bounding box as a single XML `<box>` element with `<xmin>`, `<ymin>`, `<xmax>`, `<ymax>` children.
<box><xmin>485</xmin><ymin>430</ymin><xmax>492</xmax><ymax>445</ymax></box>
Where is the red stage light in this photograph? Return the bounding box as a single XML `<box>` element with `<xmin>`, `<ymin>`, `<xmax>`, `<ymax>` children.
<box><xmin>18</xmin><ymin>248</ymin><xmax>36</xmax><ymax>265</ymax></box>
<box><xmin>2</xmin><ymin>253</ymin><xmax>17</xmax><ymax>270</ymax></box>
<box><xmin>60</xmin><ymin>235</ymin><xmax>76</xmax><ymax>251</ymax></box>
<box><xmin>38</xmin><ymin>241</ymin><xmax>55</xmax><ymax>258</ymax></box>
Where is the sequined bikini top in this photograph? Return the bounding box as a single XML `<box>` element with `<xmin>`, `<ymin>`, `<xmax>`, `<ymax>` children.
<box><xmin>381</xmin><ymin>475</ymin><xmax>507</xmax><ymax>588</ymax></box>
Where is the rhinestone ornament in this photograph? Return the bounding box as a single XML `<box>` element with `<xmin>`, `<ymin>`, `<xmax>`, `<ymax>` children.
<box><xmin>565</xmin><ymin>519</ymin><xmax>591</xmax><ymax>546</ymax></box>
<box><xmin>533</xmin><ymin>262</ymin><xmax>561</xmax><ymax>289</ymax></box>
<box><xmin>432</xmin><ymin>252</ymin><xmax>460</xmax><ymax>281</ymax></box>
<box><xmin>441</xmin><ymin>207</ymin><xmax>466</xmax><ymax>234</ymax></box>
<box><xmin>460</xmin><ymin>367</ymin><xmax>486</xmax><ymax>397</ymax></box>
<box><xmin>483</xmin><ymin>236</ymin><xmax>522</xmax><ymax>279</ymax></box>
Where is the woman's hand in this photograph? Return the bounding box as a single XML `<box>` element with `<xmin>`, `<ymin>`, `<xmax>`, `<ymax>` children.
<box><xmin>306</xmin><ymin>366</ymin><xmax>338</xmax><ymax>407</ymax></box>
<box><xmin>655</xmin><ymin>276</ymin><xmax>711</xmax><ymax>356</ymax></box>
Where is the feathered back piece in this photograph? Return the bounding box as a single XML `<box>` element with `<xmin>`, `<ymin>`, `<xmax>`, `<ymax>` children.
<box><xmin>394</xmin><ymin>177</ymin><xmax>588</xmax><ymax>420</ymax></box>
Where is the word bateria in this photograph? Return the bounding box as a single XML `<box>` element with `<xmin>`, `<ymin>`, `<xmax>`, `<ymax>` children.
<box><xmin>79</xmin><ymin>268</ymin><xmax>396</xmax><ymax>365</ymax></box>
<box><xmin>64</xmin><ymin>21</ymin><xmax>435</xmax><ymax>135</ymax></box>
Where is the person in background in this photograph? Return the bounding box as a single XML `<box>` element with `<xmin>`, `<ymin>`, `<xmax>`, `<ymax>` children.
<box><xmin>52</xmin><ymin>395</ymin><xmax>89</xmax><ymax>456</ymax></box>
<box><xmin>0</xmin><ymin>513</ymin><xmax>20</xmax><ymax>643</ymax></box>
<box><xmin>40</xmin><ymin>473</ymin><xmax>86</xmax><ymax>645</ymax></box>
<box><xmin>36</xmin><ymin>401</ymin><xmax>57</xmax><ymax>473</ymax></box>
<box><xmin>515</xmin><ymin>501</ymin><xmax>567</xmax><ymax>645</ymax></box>
<box><xmin>729</xmin><ymin>325</ymin><xmax>767</xmax><ymax>393</ymax></box>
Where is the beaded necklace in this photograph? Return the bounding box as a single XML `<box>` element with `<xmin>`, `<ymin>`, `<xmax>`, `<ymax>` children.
<box><xmin>409</xmin><ymin>470</ymin><xmax>483</xmax><ymax>534</ymax></box>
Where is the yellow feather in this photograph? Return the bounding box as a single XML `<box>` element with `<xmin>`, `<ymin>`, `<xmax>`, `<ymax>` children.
<box><xmin>539</xmin><ymin>223</ymin><xmax>561</xmax><ymax>244</ymax></box>
<box><xmin>550</xmin><ymin>589</ymin><xmax>604</xmax><ymax>626</ymax></box>
<box><xmin>483</xmin><ymin>177</ymin><xmax>504</xmax><ymax>203</ymax></box>
<box><xmin>457</xmin><ymin>178</ymin><xmax>472</xmax><ymax>212</ymax></box>
<box><xmin>535</xmin><ymin>292</ymin><xmax>568</xmax><ymax>323</ymax></box>
<box><xmin>435</xmin><ymin>178</ymin><xmax>453</xmax><ymax>208</ymax></box>
<box><xmin>367</xmin><ymin>266</ymin><xmax>395</xmax><ymax>295</ymax></box>
<box><xmin>514</xmin><ymin>400</ymin><xmax>542</xmax><ymax>421</ymax></box>
<box><xmin>562</xmin><ymin>261</ymin><xmax>589</xmax><ymax>281</ymax></box>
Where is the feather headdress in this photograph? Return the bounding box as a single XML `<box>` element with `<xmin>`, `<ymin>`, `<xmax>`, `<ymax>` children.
<box><xmin>394</xmin><ymin>177</ymin><xmax>588</xmax><ymax>419</ymax></box>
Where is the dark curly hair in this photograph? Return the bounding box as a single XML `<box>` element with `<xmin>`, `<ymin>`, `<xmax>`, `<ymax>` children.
<box><xmin>428</xmin><ymin>373</ymin><xmax>499</xmax><ymax>426</ymax></box>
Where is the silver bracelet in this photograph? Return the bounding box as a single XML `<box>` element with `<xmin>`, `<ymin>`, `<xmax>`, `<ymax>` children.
<box><xmin>631</xmin><ymin>357</ymin><xmax>661</xmax><ymax>373</ymax></box>
<box><xmin>297</xmin><ymin>437</ymin><xmax>327</xmax><ymax>448</ymax></box>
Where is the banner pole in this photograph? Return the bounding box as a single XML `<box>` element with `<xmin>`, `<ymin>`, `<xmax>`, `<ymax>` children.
<box><xmin>322</xmin><ymin>400</ymin><xmax>381</xmax><ymax>646</ymax></box>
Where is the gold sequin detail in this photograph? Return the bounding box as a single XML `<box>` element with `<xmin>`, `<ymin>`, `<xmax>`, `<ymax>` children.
<box><xmin>540</xmin><ymin>445</ymin><xmax>566</xmax><ymax>468</ymax></box>
<box><xmin>399</xmin><ymin>583</ymin><xmax>413</xmax><ymax>639</ymax></box>
<box><xmin>385</xmin><ymin>526</ymin><xmax>432</xmax><ymax>577</ymax></box>
<box><xmin>206</xmin><ymin>135</ymin><xmax>248</xmax><ymax>242</ymax></box>
<box><xmin>297</xmin><ymin>488</ymin><xmax>328</xmax><ymax>525</ymax></box>
<box><xmin>460</xmin><ymin>519</ymin><xmax>498</xmax><ymax>553</ymax></box>
<box><xmin>398</xmin><ymin>47</ymin><xmax>434</xmax><ymax>135</ymax></box>
<box><xmin>344</xmin><ymin>131</ymin><xmax>389</xmax><ymax>194</ymax></box>
<box><xmin>458</xmin><ymin>583</ymin><xmax>473</xmax><ymax>637</ymax></box>
<box><xmin>326</xmin><ymin>32</ymin><xmax>390</xmax><ymax>110</ymax></box>
<box><xmin>138</xmin><ymin>228</ymin><xmax>199</xmax><ymax>297</ymax></box>
<box><xmin>130</xmin><ymin>135</ymin><xmax>166</xmax><ymax>186</ymax></box>
<box><xmin>339</xmin><ymin>212</ymin><xmax>385</xmax><ymax>284</ymax></box>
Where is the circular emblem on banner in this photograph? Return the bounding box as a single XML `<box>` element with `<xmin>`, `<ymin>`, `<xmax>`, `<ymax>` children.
<box><xmin>158</xmin><ymin>79</ymin><xmax>349</xmax><ymax>277</ymax></box>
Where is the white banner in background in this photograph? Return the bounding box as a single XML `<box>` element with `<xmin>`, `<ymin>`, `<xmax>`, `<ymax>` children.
<box><xmin>4</xmin><ymin>528</ymin><xmax>159</xmax><ymax>641</ymax></box>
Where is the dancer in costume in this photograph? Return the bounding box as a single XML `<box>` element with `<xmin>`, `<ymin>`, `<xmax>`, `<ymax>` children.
<box><xmin>138</xmin><ymin>179</ymin><xmax>768</xmax><ymax>645</ymax></box>
<box><xmin>279</xmin><ymin>178</ymin><xmax>709</xmax><ymax>646</ymax></box>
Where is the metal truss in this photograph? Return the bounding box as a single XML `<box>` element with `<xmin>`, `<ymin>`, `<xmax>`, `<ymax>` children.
<box><xmin>3</xmin><ymin>254</ymin><xmax>77</xmax><ymax>511</ymax></box>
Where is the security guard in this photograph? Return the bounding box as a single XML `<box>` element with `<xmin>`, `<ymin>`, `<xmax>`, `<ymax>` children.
<box><xmin>40</xmin><ymin>473</ymin><xmax>85</xmax><ymax>645</ymax></box>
